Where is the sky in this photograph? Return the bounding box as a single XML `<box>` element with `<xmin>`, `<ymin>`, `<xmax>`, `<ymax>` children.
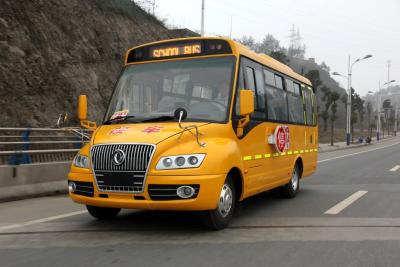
<box><xmin>156</xmin><ymin>0</ymin><xmax>400</xmax><ymax>96</ymax></box>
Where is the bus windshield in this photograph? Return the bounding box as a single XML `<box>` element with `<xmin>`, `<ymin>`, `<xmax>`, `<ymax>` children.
<box><xmin>104</xmin><ymin>56</ymin><xmax>235</xmax><ymax>124</ymax></box>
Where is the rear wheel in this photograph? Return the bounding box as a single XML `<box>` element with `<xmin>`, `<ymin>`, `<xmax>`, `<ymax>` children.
<box><xmin>86</xmin><ymin>205</ymin><xmax>121</xmax><ymax>220</ymax></box>
<box><xmin>280</xmin><ymin>164</ymin><xmax>300</xmax><ymax>198</ymax></box>
<box><xmin>202</xmin><ymin>175</ymin><xmax>236</xmax><ymax>230</ymax></box>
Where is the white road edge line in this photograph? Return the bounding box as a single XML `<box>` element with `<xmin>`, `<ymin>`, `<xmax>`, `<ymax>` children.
<box><xmin>0</xmin><ymin>210</ymin><xmax>86</xmax><ymax>232</ymax></box>
<box><xmin>324</xmin><ymin>190</ymin><xmax>368</xmax><ymax>215</ymax></box>
<box><xmin>389</xmin><ymin>165</ymin><xmax>400</xmax><ymax>172</ymax></box>
<box><xmin>318</xmin><ymin>141</ymin><xmax>400</xmax><ymax>163</ymax></box>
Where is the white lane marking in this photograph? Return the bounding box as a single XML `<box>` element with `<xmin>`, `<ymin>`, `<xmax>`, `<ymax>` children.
<box><xmin>318</xmin><ymin>141</ymin><xmax>400</xmax><ymax>163</ymax></box>
<box><xmin>389</xmin><ymin>165</ymin><xmax>400</xmax><ymax>172</ymax></box>
<box><xmin>0</xmin><ymin>210</ymin><xmax>86</xmax><ymax>232</ymax></box>
<box><xmin>324</xmin><ymin>190</ymin><xmax>368</xmax><ymax>215</ymax></box>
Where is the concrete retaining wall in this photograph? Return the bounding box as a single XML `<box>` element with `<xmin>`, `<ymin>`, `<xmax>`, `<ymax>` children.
<box><xmin>0</xmin><ymin>162</ymin><xmax>70</xmax><ymax>202</ymax></box>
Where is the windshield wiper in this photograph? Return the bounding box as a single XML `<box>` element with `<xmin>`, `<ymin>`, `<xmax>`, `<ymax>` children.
<box><xmin>139</xmin><ymin>115</ymin><xmax>176</xmax><ymax>123</ymax></box>
<box><xmin>103</xmin><ymin>115</ymin><xmax>137</xmax><ymax>125</ymax></box>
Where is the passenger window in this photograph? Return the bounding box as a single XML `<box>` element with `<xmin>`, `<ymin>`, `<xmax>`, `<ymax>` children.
<box><xmin>265</xmin><ymin>72</ymin><xmax>288</xmax><ymax>122</ymax></box>
<box><xmin>286</xmin><ymin>79</ymin><xmax>294</xmax><ymax>93</ymax></box>
<box><xmin>311</xmin><ymin>89</ymin><xmax>317</xmax><ymax>125</ymax></box>
<box><xmin>293</xmin><ymin>83</ymin><xmax>301</xmax><ymax>95</ymax></box>
<box><xmin>287</xmin><ymin>82</ymin><xmax>304</xmax><ymax>124</ymax></box>
<box><xmin>275</xmin><ymin>75</ymin><xmax>284</xmax><ymax>89</ymax></box>
<box><xmin>303</xmin><ymin>87</ymin><xmax>313</xmax><ymax>125</ymax></box>
<box><xmin>264</xmin><ymin>70</ymin><xmax>275</xmax><ymax>86</ymax></box>
<box><xmin>254</xmin><ymin>69</ymin><xmax>265</xmax><ymax>111</ymax></box>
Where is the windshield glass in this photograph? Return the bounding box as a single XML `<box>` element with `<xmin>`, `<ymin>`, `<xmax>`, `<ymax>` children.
<box><xmin>104</xmin><ymin>56</ymin><xmax>235</xmax><ymax>124</ymax></box>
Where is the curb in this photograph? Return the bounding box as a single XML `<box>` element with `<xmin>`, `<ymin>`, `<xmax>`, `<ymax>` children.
<box><xmin>319</xmin><ymin>136</ymin><xmax>396</xmax><ymax>153</ymax></box>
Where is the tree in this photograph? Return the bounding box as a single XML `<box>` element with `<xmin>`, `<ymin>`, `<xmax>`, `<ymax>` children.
<box><xmin>330</xmin><ymin>92</ymin><xmax>340</xmax><ymax>146</ymax></box>
<box><xmin>258</xmin><ymin>34</ymin><xmax>281</xmax><ymax>54</ymax></box>
<box><xmin>320</xmin><ymin>61</ymin><xmax>330</xmax><ymax>73</ymax></box>
<box><xmin>236</xmin><ymin>34</ymin><xmax>290</xmax><ymax>64</ymax></box>
<box><xmin>353</xmin><ymin>94</ymin><xmax>365</xmax><ymax>135</ymax></box>
<box><xmin>305</xmin><ymin>70</ymin><xmax>322</xmax><ymax>92</ymax></box>
<box><xmin>269</xmin><ymin>50</ymin><xmax>290</xmax><ymax>64</ymax></box>
<box><xmin>320</xmin><ymin>86</ymin><xmax>332</xmax><ymax>132</ymax></box>
<box><xmin>236</xmin><ymin>36</ymin><xmax>257</xmax><ymax>51</ymax></box>
<box><xmin>382</xmin><ymin>99</ymin><xmax>393</xmax><ymax>136</ymax></box>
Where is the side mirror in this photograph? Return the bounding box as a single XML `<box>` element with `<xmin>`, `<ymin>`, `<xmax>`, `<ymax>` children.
<box><xmin>56</xmin><ymin>113</ymin><xmax>68</xmax><ymax>128</ymax></box>
<box><xmin>77</xmin><ymin>95</ymin><xmax>96</xmax><ymax>130</ymax></box>
<box><xmin>237</xmin><ymin>89</ymin><xmax>254</xmax><ymax>138</ymax></box>
<box><xmin>239</xmin><ymin>89</ymin><xmax>255</xmax><ymax>116</ymax></box>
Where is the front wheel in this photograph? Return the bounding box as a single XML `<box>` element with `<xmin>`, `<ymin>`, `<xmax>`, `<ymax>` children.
<box><xmin>280</xmin><ymin>164</ymin><xmax>300</xmax><ymax>198</ymax></box>
<box><xmin>202</xmin><ymin>175</ymin><xmax>236</xmax><ymax>230</ymax></box>
<box><xmin>86</xmin><ymin>205</ymin><xmax>121</xmax><ymax>220</ymax></box>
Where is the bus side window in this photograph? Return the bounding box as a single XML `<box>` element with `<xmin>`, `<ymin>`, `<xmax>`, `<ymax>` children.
<box><xmin>313</xmin><ymin>92</ymin><xmax>318</xmax><ymax>125</ymax></box>
<box><xmin>245</xmin><ymin>66</ymin><xmax>265</xmax><ymax>120</ymax></box>
<box><xmin>264</xmin><ymin>70</ymin><xmax>288</xmax><ymax>122</ymax></box>
<box><xmin>254</xmin><ymin>68</ymin><xmax>266</xmax><ymax>111</ymax></box>
<box><xmin>287</xmin><ymin>81</ymin><xmax>304</xmax><ymax>124</ymax></box>
<box><xmin>303</xmin><ymin>87</ymin><xmax>313</xmax><ymax>125</ymax></box>
<box><xmin>310</xmin><ymin>88</ymin><xmax>317</xmax><ymax>125</ymax></box>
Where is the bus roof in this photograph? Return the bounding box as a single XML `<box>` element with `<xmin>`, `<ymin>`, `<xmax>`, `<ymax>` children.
<box><xmin>125</xmin><ymin>36</ymin><xmax>312</xmax><ymax>87</ymax></box>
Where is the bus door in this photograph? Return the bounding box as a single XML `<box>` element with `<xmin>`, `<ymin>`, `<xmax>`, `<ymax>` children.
<box><xmin>237</xmin><ymin>59</ymin><xmax>272</xmax><ymax>191</ymax></box>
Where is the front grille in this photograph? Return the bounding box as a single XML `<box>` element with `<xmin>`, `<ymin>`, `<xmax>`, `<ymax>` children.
<box><xmin>148</xmin><ymin>184</ymin><xmax>200</xmax><ymax>200</ymax></box>
<box><xmin>91</xmin><ymin>144</ymin><xmax>155</xmax><ymax>193</ymax></box>
<box><xmin>69</xmin><ymin>180</ymin><xmax>94</xmax><ymax>197</ymax></box>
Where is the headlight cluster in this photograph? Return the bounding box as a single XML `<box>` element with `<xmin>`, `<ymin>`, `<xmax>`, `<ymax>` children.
<box><xmin>156</xmin><ymin>154</ymin><xmax>206</xmax><ymax>170</ymax></box>
<box><xmin>73</xmin><ymin>154</ymin><xmax>89</xmax><ymax>169</ymax></box>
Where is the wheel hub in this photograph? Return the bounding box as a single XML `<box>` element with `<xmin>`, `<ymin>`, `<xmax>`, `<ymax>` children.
<box><xmin>291</xmin><ymin>168</ymin><xmax>299</xmax><ymax>191</ymax></box>
<box><xmin>218</xmin><ymin>184</ymin><xmax>233</xmax><ymax>217</ymax></box>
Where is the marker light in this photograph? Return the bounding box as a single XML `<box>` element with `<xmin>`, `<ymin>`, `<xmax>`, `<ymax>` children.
<box><xmin>188</xmin><ymin>156</ymin><xmax>198</xmax><ymax>165</ymax></box>
<box><xmin>156</xmin><ymin>154</ymin><xmax>206</xmax><ymax>170</ymax></box>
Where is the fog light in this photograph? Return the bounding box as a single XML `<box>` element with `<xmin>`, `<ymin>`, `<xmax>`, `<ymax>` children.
<box><xmin>177</xmin><ymin>186</ymin><xmax>195</xmax><ymax>199</ymax></box>
<box><xmin>68</xmin><ymin>181</ymin><xmax>76</xmax><ymax>193</ymax></box>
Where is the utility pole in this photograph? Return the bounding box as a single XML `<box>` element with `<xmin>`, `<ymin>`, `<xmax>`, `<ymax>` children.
<box><xmin>377</xmin><ymin>81</ymin><xmax>381</xmax><ymax>140</ymax></box>
<box><xmin>346</xmin><ymin>56</ymin><xmax>352</xmax><ymax>146</ymax></box>
<box><xmin>201</xmin><ymin>0</ymin><xmax>205</xmax><ymax>36</ymax></box>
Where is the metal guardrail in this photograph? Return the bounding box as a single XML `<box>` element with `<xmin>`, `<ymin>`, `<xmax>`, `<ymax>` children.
<box><xmin>0</xmin><ymin>127</ymin><xmax>92</xmax><ymax>165</ymax></box>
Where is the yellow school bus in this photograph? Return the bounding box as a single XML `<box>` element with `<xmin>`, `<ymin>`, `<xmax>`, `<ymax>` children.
<box><xmin>68</xmin><ymin>37</ymin><xmax>318</xmax><ymax>229</ymax></box>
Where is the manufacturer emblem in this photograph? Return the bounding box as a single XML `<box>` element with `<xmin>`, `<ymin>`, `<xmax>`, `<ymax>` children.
<box><xmin>112</xmin><ymin>149</ymin><xmax>126</xmax><ymax>165</ymax></box>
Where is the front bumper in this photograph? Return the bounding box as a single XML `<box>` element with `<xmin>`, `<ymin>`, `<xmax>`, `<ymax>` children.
<box><xmin>68</xmin><ymin>172</ymin><xmax>226</xmax><ymax>211</ymax></box>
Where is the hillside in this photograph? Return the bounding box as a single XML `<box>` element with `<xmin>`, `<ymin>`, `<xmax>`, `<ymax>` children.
<box><xmin>0</xmin><ymin>0</ymin><xmax>196</xmax><ymax>127</ymax></box>
<box><xmin>288</xmin><ymin>57</ymin><xmax>347</xmax><ymax>128</ymax></box>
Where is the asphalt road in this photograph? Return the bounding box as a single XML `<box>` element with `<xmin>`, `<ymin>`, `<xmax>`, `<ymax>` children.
<box><xmin>1</xmin><ymin>137</ymin><xmax>400</xmax><ymax>267</ymax></box>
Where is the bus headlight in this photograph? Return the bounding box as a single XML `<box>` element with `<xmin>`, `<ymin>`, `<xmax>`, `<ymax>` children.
<box><xmin>73</xmin><ymin>154</ymin><xmax>89</xmax><ymax>169</ymax></box>
<box><xmin>156</xmin><ymin>154</ymin><xmax>206</xmax><ymax>170</ymax></box>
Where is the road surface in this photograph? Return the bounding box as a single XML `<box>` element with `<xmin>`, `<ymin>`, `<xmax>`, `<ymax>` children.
<box><xmin>1</xmin><ymin>137</ymin><xmax>400</xmax><ymax>267</ymax></box>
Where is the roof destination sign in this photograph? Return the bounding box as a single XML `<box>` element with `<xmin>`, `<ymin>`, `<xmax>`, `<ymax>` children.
<box><xmin>149</xmin><ymin>43</ymin><xmax>201</xmax><ymax>58</ymax></box>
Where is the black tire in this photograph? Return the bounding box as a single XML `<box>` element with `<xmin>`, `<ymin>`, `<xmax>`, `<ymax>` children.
<box><xmin>202</xmin><ymin>175</ymin><xmax>236</xmax><ymax>230</ymax></box>
<box><xmin>86</xmin><ymin>205</ymin><xmax>121</xmax><ymax>220</ymax></box>
<box><xmin>280</xmin><ymin>164</ymin><xmax>300</xmax><ymax>198</ymax></box>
